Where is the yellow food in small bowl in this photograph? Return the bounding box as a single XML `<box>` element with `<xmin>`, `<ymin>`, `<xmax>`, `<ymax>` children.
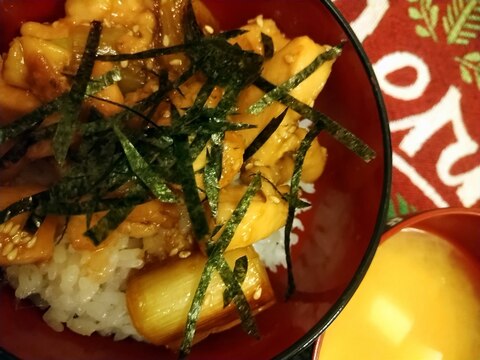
<box><xmin>318</xmin><ymin>226</ymin><xmax>480</xmax><ymax>360</ymax></box>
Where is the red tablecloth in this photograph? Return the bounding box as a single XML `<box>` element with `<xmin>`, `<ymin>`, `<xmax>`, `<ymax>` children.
<box><xmin>336</xmin><ymin>0</ymin><xmax>480</xmax><ymax>217</ymax></box>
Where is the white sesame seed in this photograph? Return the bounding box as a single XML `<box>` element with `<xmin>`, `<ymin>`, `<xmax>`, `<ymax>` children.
<box><xmin>245</xmin><ymin>163</ymin><xmax>254</xmax><ymax>170</ymax></box>
<box><xmin>151</xmin><ymin>84</ymin><xmax>159</xmax><ymax>92</ymax></box>
<box><xmin>12</xmin><ymin>234</ymin><xmax>22</xmax><ymax>245</ymax></box>
<box><xmin>253</xmin><ymin>287</ymin><xmax>262</xmax><ymax>300</ymax></box>
<box><xmin>164</xmin><ymin>110</ymin><xmax>171</xmax><ymax>118</ymax></box>
<box><xmin>169</xmin><ymin>248</ymin><xmax>179</xmax><ymax>257</ymax></box>
<box><xmin>270</xmin><ymin>196</ymin><xmax>281</xmax><ymax>204</ymax></box>
<box><xmin>7</xmin><ymin>248</ymin><xmax>18</xmax><ymax>261</ymax></box>
<box><xmin>253</xmin><ymin>160</ymin><xmax>264</xmax><ymax>167</ymax></box>
<box><xmin>255</xmin><ymin>15</ymin><xmax>264</xmax><ymax>28</ymax></box>
<box><xmin>284</xmin><ymin>54</ymin><xmax>295</xmax><ymax>64</ymax></box>
<box><xmin>120</xmin><ymin>60</ymin><xmax>129</xmax><ymax>68</ymax></box>
<box><xmin>163</xmin><ymin>35</ymin><xmax>170</xmax><ymax>47</ymax></box>
<box><xmin>169</xmin><ymin>59</ymin><xmax>183</xmax><ymax>66</ymax></box>
<box><xmin>20</xmin><ymin>234</ymin><xmax>32</xmax><ymax>244</ymax></box>
<box><xmin>2</xmin><ymin>242</ymin><xmax>14</xmax><ymax>256</ymax></box>
<box><xmin>9</xmin><ymin>224</ymin><xmax>20</xmax><ymax>236</ymax></box>
<box><xmin>26</xmin><ymin>236</ymin><xmax>37</xmax><ymax>249</ymax></box>
<box><xmin>3</xmin><ymin>222</ymin><xmax>13</xmax><ymax>234</ymax></box>
<box><xmin>178</xmin><ymin>250</ymin><xmax>191</xmax><ymax>259</ymax></box>
<box><xmin>132</xmin><ymin>25</ymin><xmax>140</xmax><ymax>33</ymax></box>
<box><xmin>146</xmin><ymin>61</ymin><xmax>154</xmax><ymax>70</ymax></box>
<box><xmin>204</xmin><ymin>25</ymin><xmax>214</xmax><ymax>34</ymax></box>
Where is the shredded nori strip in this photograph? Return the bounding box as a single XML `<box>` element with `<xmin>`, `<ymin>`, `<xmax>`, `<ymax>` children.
<box><xmin>261</xmin><ymin>33</ymin><xmax>274</xmax><ymax>59</ymax></box>
<box><xmin>0</xmin><ymin>68</ymin><xmax>121</xmax><ymax>146</ymax></box>
<box><xmin>204</xmin><ymin>133</ymin><xmax>223</xmax><ymax>217</ymax></box>
<box><xmin>223</xmin><ymin>255</ymin><xmax>248</xmax><ymax>307</ymax></box>
<box><xmin>84</xmin><ymin>206</ymin><xmax>134</xmax><ymax>245</ymax></box>
<box><xmin>179</xmin><ymin>173</ymin><xmax>261</xmax><ymax>357</ymax></box>
<box><xmin>248</xmin><ymin>43</ymin><xmax>343</xmax><ymax>115</ymax></box>
<box><xmin>173</xmin><ymin>134</ymin><xmax>209</xmax><ymax>241</ymax></box>
<box><xmin>254</xmin><ymin>77</ymin><xmax>376</xmax><ymax>162</ymax></box>
<box><xmin>243</xmin><ymin>109</ymin><xmax>288</xmax><ymax>161</ymax></box>
<box><xmin>215</xmin><ymin>255</ymin><xmax>259</xmax><ymax>337</ymax></box>
<box><xmin>0</xmin><ymin>4</ymin><xmax>379</xmax><ymax>353</ymax></box>
<box><xmin>113</xmin><ymin>123</ymin><xmax>176</xmax><ymax>202</ymax></box>
<box><xmin>183</xmin><ymin>0</ymin><xmax>204</xmax><ymax>43</ymax></box>
<box><xmin>85</xmin><ymin>68</ymin><xmax>122</xmax><ymax>95</ymax></box>
<box><xmin>0</xmin><ymin>96</ymin><xmax>64</xmax><ymax>144</ymax></box>
<box><xmin>284</xmin><ymin>122</ymin><xmax>323</xmax><ymax>298</ymax></box>
<box><xmin>53</xmin><ymin>21</ymin><xmax>102</xmax><ymax>164</ymax></box>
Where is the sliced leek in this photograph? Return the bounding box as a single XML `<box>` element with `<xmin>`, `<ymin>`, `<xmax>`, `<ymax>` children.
<box><xmin>126</xmin><ymin>246</ymin><xmax>275</xmax><ymax>346</ymax></box>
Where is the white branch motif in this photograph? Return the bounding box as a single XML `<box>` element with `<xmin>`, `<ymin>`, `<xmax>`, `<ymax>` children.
<box><xmin>391</xmin><ymin>86</ymin><xmax>480</xmax><ymax>207</ymax></box>
<box><xmin>350</xmin><ymin>0</ymin><xmax>390</xmax><ymax>42</ymax></box>
<box><xmin>393</xmin><ymin>153</ymin><xmax>449</xmax><ymax>207</ymax></box>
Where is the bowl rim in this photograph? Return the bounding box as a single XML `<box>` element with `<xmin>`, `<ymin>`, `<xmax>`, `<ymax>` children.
<box><xmin>382</xmin><ymin>207</ymin><xmax>480</xmax><ymax>239</ymax></box>
<box><xmin>0</xmin><ymin>0</ymin><xmax>392</xmax><ymax>359</ymax></box>
<box><xmin>312</xmin><ymin>206</ymin><xmax>480</xmax><ymax>359</ymax></box>
<box><xmin>274</xmin><ymin>0</ymin><xmax>392</xmax><ymax>359</ymax></box>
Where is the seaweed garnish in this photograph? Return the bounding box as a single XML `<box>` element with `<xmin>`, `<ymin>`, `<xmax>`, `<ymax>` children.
<box><xmin>204</xmin><ymin>132</ymin><xmax>223</xmax><ymax>218</ymax></box>
<box><xmin>53</xmin><ymin>21</ymin><xmax>103</xmax><ymax>164</ymax></box>
<box><xmin>261</xmin><ymin>33</ymin><xmax>274</xmax><ymax>59</ymax></box>
<box><xmin>179</xmin><ymin>173</ymin><xmax>261</xmax><ymax>358</ymax></box>
<box><xmin>113</xmin><ymin>123</ymin><xmax>176</xmax><ymax>202</ymax></box>
<box><xmin>248</xmin><ymin>43</ymin><xmax>344</xmax><ymax>115</ymax></box>
<box><xmin>173</xmin><ymin>134</ymin><xmax>210</xmax><ymax>241</ymax></box>
<box><xmin>243</xmin><ymin>109</ymin><xmax>288</xmax><ymax>161</ymax></box>
<box><xmin>284</xmin><ymin>122</ymin><xmax>323</xmax><ymax>298</ymax></box>
<box><xmin>0</xmin><ymin>0</ymin><xmax>379</xmax><ymax>354</ymax></box>
<box><xmin>223</xmin><ymin>255</ymin><xmax>248</xmax><ymax>307</ymax></box>
<box><xmin>254</xmin><ymin>77</ymin><xmax>376</xmax><ymax>162</ymax></box>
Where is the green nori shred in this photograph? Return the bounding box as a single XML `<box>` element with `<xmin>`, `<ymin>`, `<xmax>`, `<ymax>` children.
<box><xmin>215</xmin><ymin>256</ymin><xmax>259</xmax><ymax>337</ymax></box>
<box><xmin>284</xmin><ymin>123</ymin><xmax>323</xmax><ymax>298</ymax></box>
<box><xmin>89</xmin><ymin>94</ymin><xmax>163</xmax><ymax>130</ymax></box>
<box><xmin>186</xmin><ymin>38</ymin><xmax>263</xmax><ymax>88</ymax></box>
<box><xmin>0</xmin><ymin>95</ymin><xmax>64</xmax><ymax>144</ymax></box>
<box><xmin>0</xmin><ymin>68</ymin><xmax>121</xmax><ymax>146</ymax></box>
<box><xmin>243</xmin><ymin>109</ymin><xmax>288</xmax><ymax>161</ymax></box>
<box><xmin>84</xmin><ymin>206</ymin><xmax>134</xmax><ymax>245</ymax></box>
<box><xmin>113</xmin><ymin>123</ymin><xmax>176</xmax><ymax>202</ymax></box>
<box><xmin>183</xmin><ymin>0</ymin><xmax>204</xmax><ymax>43</ymax></box>
<box><xmin>0</xmin><ymin>194</ymin><xmax>42</xmax><ymax>224</ymax></box>
<box><xmin>53</xmin><ymin>21</ymin><xmax>102</xmax><ymax>164</ymax></box>
<box><xmin>179</xmin><ymin>173</ymin><xmax>261</xmax><ymax>357</ymax></box>
<box><xmin>96</xmin><ymin>44</ymin><xmax>187</xmax><ymax>61</ymax></box>
<box><xmin>248</xmin><ymin>43</ymin><xmax>343</xmax><ymax>115</ymax></box>
<box><xmin>0</xmin><ymin>135</ymin><xmax>33</xmax><ymax>167</ymax></box>
<box><xmin>261</xmin><ymin>33</ymin><xmax>274</xmax><ymax>59</ymax></box>
<box><xmin>223</xmin><ymin>255</ymin><xmax>248</xmax><ymax>307</ymax></box>
<box><xmin>180</xmin><ymin>81</ymin><xmax>216</xmax><ymax>127</ymax></box>
<box><xmin>204</xmin><ymin>133</ymin><xmax>223</xmax><ymax>218</ymax></box>
<box><xmin>208</xmin><ymin>173</ymin><xmax>261</xmax><ymax>254</ymax></box>
<box><xmin>173</xmin><ymin>134</ymin><xmax>209</xmax><ymax>240</ymax></box>
<box><xmin>216</xmin><ymin>29</ymin><xmax>248</xmax><ymax>39</ymax></box>
<box><xmin>0</xmin><ymin>5</ymin><xmax>379</xmax><ymax>351</ymax></box>
<box><xmin>86</xmin><ymin>68</ymin><xmax>122</xmax><ymax>95</ymax></box>
<box><xmin>254</xmin><ymin>77</ymin><xmax>376</xmax><ymax>162</ymax></box>
<box><xmin>189</xmin><ymin>133</ymin><xmax>210</xmax><ymax>160</ymax></box>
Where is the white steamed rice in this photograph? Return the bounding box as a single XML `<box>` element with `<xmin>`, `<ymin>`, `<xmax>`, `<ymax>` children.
<box><xmin>5</xmin><ymin>184</ymin><xmax>312</xmax><ymax>341</ymax></box>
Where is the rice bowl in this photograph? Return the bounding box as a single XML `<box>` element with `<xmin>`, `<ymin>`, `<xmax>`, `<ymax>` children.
<box><xmin>0</xmin><ymin>1</ymin><xmax>391</xmax><ymax>359</ymax></box>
